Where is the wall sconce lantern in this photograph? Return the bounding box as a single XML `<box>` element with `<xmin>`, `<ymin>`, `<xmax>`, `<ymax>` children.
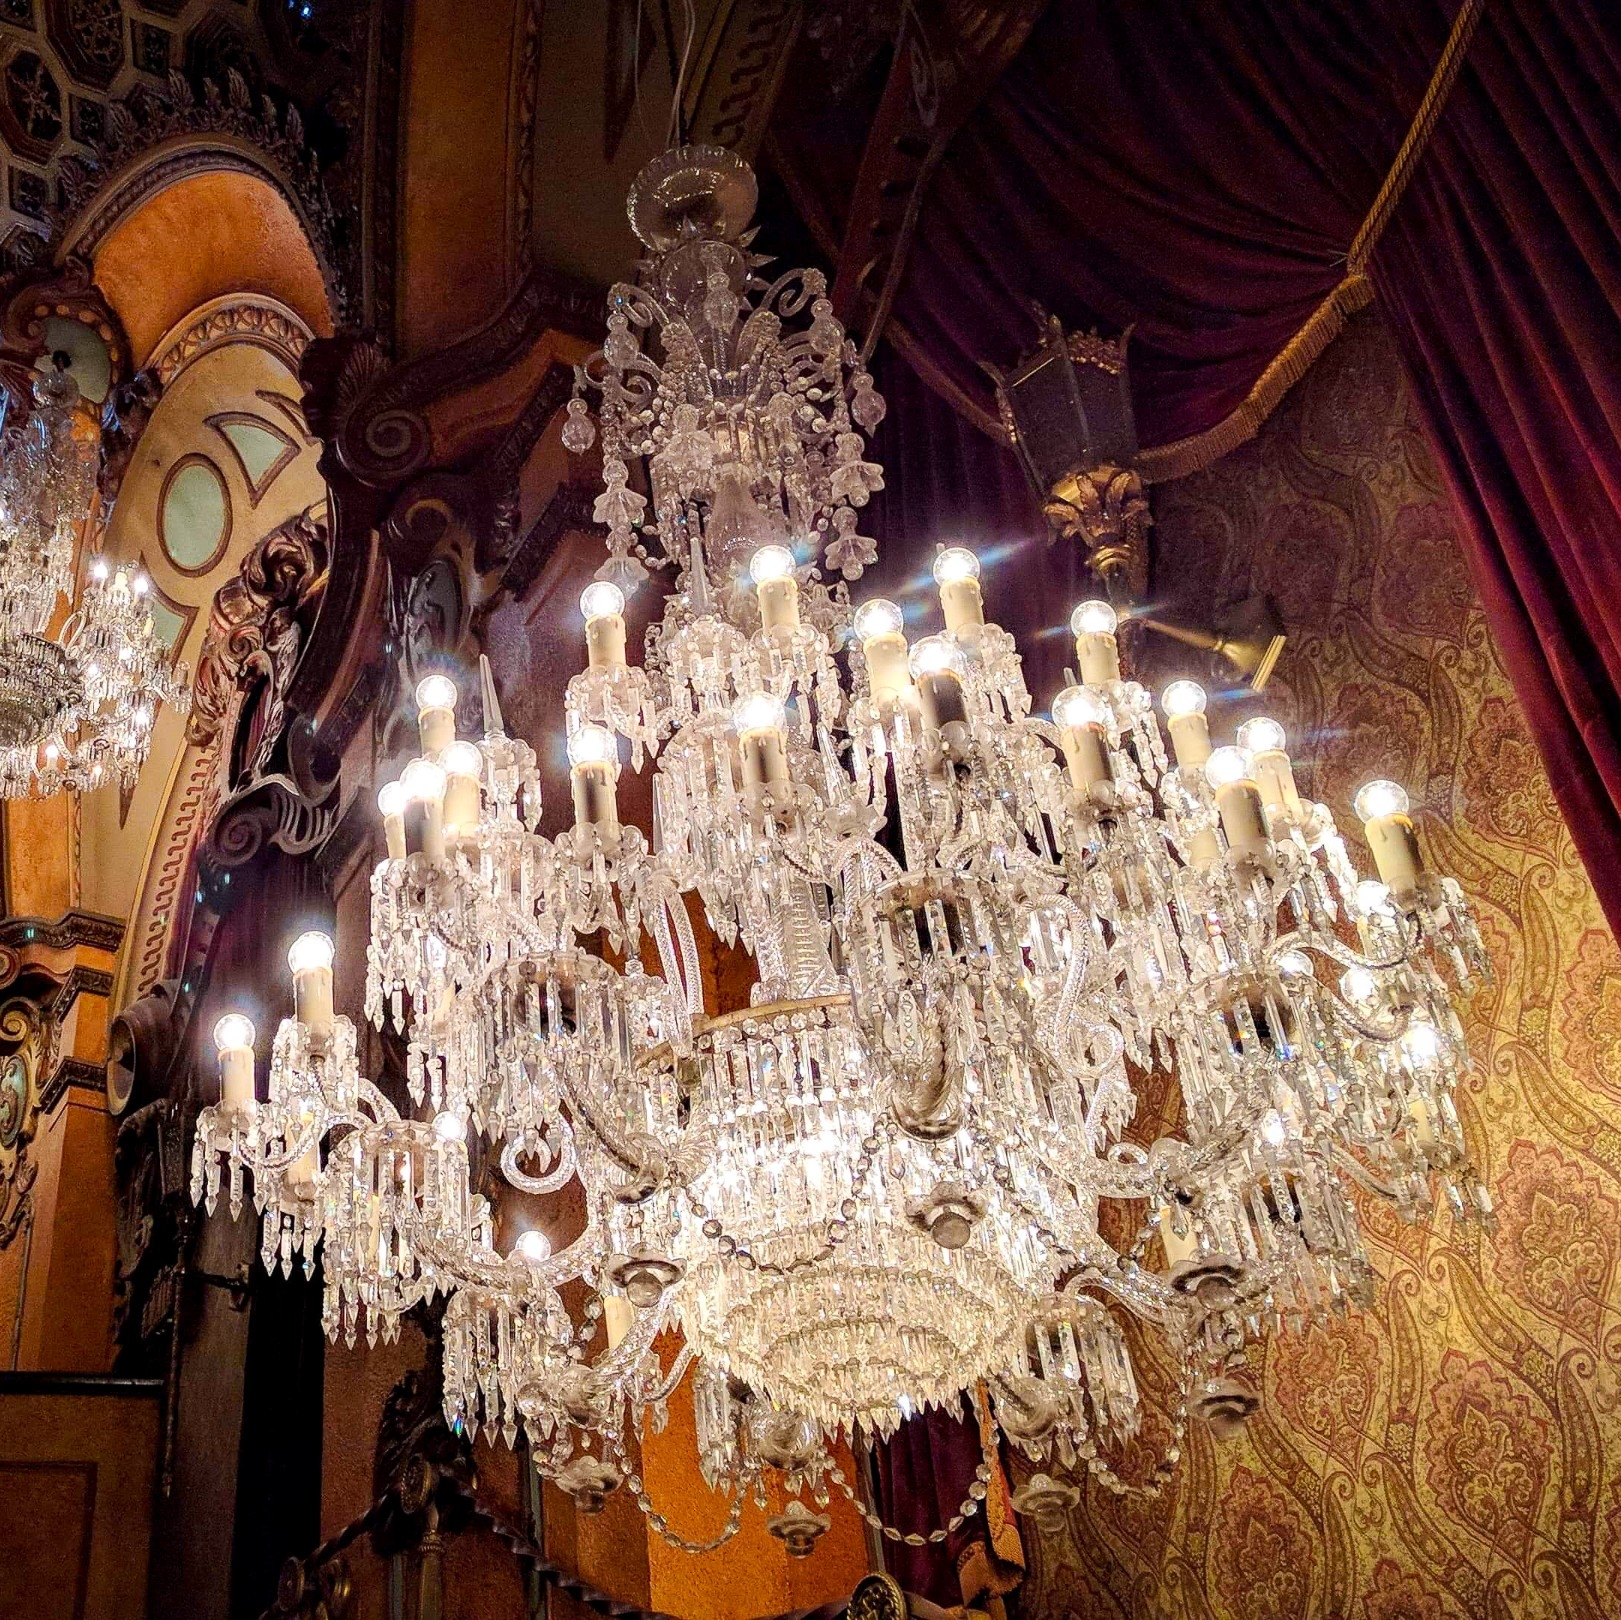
<box><xmin>986</xmin><ymin>311</ymin><xmax>1284</xmax><ymax>690</ymax></box>
<box><xmin>986</xmin><ymin>313</ymin><xmax>1148</xmax><ymax>608</ymax></box>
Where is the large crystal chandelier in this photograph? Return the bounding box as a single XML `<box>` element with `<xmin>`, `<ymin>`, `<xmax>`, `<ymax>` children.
<box><xmin>0</xmin><ymin>358</ymin><xmax>189</xmax><ymax>797</ymax></box>
<box><xmin>193</xmin><ymin>147</ymin><xmax>1492</xmax><ymax>1553</ymax></box>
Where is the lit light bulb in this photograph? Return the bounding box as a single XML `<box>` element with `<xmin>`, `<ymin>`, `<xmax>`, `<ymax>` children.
<box><xmin>1160</xmin><ymin>680</ymin><xmax>1207</xmax><ymax>719</ymax></box>
<box><xmin>433</xmin><ymin>1111</ymin><xmax>468</xmax><ymax>1143</ymax></box>
<box><xmin>1237</xmin><ymin>717</ymin><xmax>1287</xmax><ymax>755</ymax></box>
<box><xmin>567</xmin><ymin>724</ymin><xmax>619</xmax><ymax>768</ymax></box>
<box><xmin>1277</xmin><ymin>949</ymin><xmax>1312</xmax><ymax>979</ymax></box>
<box><xmin>852</xmin><ymin>598</ymin><xmax>904</xmax><ymax>642</ymax></box>
<box><xmin>1259</xmin><ymin>1110</ymin><xmax>1289</xmax><ymax>1148</ymax></box>
<box><xmin>1070</xmin><ymin>600</ymin><xmax>1118</xmax><ymax>637</ymax></box>
<box><xmin>213</xmin><ymin>1013</ymin><xmax>256</xmax><ymax>1053</ymax></box>
<box><xmin>580</xmin><ymin>581</ymin><xmax>626</xmax><ymax>622</ymax></box>
<box><xmin>287</xmin><ymin>931</ymin><xmax>335</xmax><ymax>975</ymax></box>
<box><xmin>441</xmin><ymin>741</ymin><xmax>482</xmax><ymax>778</ymax></box>
<box><xmin>401</xmin><ymin>758</ymin><xmax>447</xmax><ymax>803</ymax></box>
<box><xmin>1356</xmin><ymin>879</ymin><xmax>1393</xmax><ymax>916</ymax></box>
<box><xmin>1354</xmin><ymin>779</ymin><xmax>1409</xmax><ymax>822</ymax></box>
<box><xmin>734</xmin><ymin>692</ymin><xmax>787</xmax><ymax>735</ymax></box>
<box><xmin>89</xmin><ymin>557</ymin><xmax>109</xmax><ymax>582</ymax></box>
<box><xmin>516</xmin><ymin>1229</ymin><xmax>551</xmax><ymax>1263</ymax></box>
<box><xmin>1400</xmin><ymin>1022</ymin><xmax>1441</xmax><ymax>1064</ymax></box>
<box><xmin>932</xmin><ymin>546</ymin><xmax>981</xmax><ymax>585</ymax></box>
<box><xmin>1052</xmin><ymin>685</ymin><xmax>1109</xmax><ymax>730</ymax></box>
<box><xmin>377</xmin><ymin>780</ymin><xmax>408</xmax><ymax>819</ymax></box>
<box><xmin>908</xmin><ymin>636</ymin><xmax>966</xmax><ymax>679</ymax></box>
<box><xmin>748</xmin><ymin>544</ymin><xmax>796</xmax><ymax>585</ymax></box>
<box><xmin>1204</xmin><ymin>746</ymin><xmax>1253</xmax><ymax>789</ymax></box>
<box><xmin>132</xmin><ymin>573</ymin><xmax>150</xmax><ymax>596</ymax></box>
<box><xmin>415</xmin><ymin>674</ymin><xmax>457</xmax><ymax>714</ymax></box>
<box><xmin>1340</xmin><ymin>965</ymin><xmax>1378</xmax><ymax>1004</ymax></box>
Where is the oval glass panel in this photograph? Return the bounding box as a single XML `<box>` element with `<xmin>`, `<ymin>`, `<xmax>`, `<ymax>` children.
<box><xmin>160</xmin><ymin>459</ymin><xmax>230</xmax><ymax>573</ymax></box>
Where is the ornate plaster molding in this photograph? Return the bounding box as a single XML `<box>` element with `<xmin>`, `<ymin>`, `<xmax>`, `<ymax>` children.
<box><xmin>149</xmin><ymin>293</ymin><xmax>314</xmax><ymax>389</ymax></box>
<box><xmin>51</xmin><ymin>70</ymin><xmax>349</xmax><ymax>321</ymax></box>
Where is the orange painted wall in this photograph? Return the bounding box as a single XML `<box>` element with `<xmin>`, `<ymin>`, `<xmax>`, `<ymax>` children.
<box><xmin>90</xmin><ymin>170</ymin><xmax>333</xmax><ymax>365</ymax></box>
<box><xmin>0</xmin><ymin>1380</ymin><xmax>161</xmax><ymax>1619</ymax></box>
<box><xmin>395</xmin><ymin>0</ymin><xmax>521</xmax><ymax>359</ymax></box>
<box><xmin>14</xmin><ymin>1088</ymin><xmax>118</xmax><ymax>1372</ymax></box>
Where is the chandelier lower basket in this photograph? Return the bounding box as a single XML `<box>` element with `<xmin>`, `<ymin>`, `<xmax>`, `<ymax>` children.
<box><xmin>0</xmin><ymin>630</ymin><xmax>79</xmax><ymax>752</ymax></box>
<box><xmin>677</xmin><ymin>1249</ymin><xmax>1029</xmax><ymax>1440</ymax></box>
<box><xmin>632</xmin><ymin>996</ymin><xmax>1052</xmax><ymax>1439</ymax></box>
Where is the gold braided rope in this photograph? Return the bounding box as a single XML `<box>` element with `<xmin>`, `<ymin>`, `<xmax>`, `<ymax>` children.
<box><xmin>1135</xmin><ymin>0</ymin><xmax>1487</xmax><ymax>484</ymax></box>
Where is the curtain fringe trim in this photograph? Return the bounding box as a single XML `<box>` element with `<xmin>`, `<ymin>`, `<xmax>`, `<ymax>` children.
<box><xmin>1135</xmin><ymin>0</ymin><xmax>1484</xmax><ymax>483</ymax></box>
<box><xmin>1137</xmin><ymin>275</ymin><xmax>1373</xmax><ymax>483</ymax></box>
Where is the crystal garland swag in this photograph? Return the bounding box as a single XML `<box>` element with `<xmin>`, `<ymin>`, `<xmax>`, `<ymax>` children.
<box><xmin>193</xmin><ymin>146</ymin><xmax>1492</xmax><ymax>1550</ymax></box>
<box><xmin>0</xmin><ymin>359</ymin><xmax>188</xmax><ymax>797</ymax></box>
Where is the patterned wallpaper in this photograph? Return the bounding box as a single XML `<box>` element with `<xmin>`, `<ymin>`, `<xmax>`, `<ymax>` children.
<box><xmin>1018</xmin><ymin>311</ymin><xmax>1621</xmax><ymax>1620</ymax></box>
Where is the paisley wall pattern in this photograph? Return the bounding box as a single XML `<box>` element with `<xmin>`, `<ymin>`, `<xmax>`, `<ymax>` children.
<box><xmin>1018</xmin><ymin>311</ymin><xmax>1621</xmax><ymax>1620</ymax></box>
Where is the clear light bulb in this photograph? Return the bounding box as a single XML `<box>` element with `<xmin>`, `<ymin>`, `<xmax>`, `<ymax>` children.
<box><xmin>748</xmin><ymin>544</ymin><xmax>796</xmax><ymax>585</ymax></box>
<box><xmin>377</xmin><ymin>780</ymin><xmax>408</xmax><ymax>819</ymax></box>
<box><xmin>441</xmin><ymin>741</ymin><xmax>482</xmax><ymax>778</ymax></box>
<box><xmin>516</xmin><ymin>1229</ymin><xmax>551</xmax><ymax>1262</ymax></box>
<box><xmin>132</xmin><ymin>573</ymin><xmax>150</xmax><ymax>596</ymax></box>
<box><xmin>1237</xmin><ymin>717</ymin><xmax>1287</xmax><ymax>754</ymax></box>
<box><xmin>401</xmin><ymin>758</ymin><xmax>448</xmax><ymax>803</ymax></box>
<box><xmin>1204</xmin><ymin>745</ymin><xmax>1253</xmax><ymax>789</ymax></box>
<box><xmin>1340</xmin><ymin>965</ymin><xmax>1378</xmax><ymax>1005</ymax></box>
<box><xmin>580</xmin><ymin>581</ymin><xmax>626</xmax><ymax>622</ymax></box>
<box><xmin>415</xmin><ymin>674</ymin><xmax>457</xmax><ymax>714</ymax></box>
<box><xmin>733</xmin><ymin>692</ymin><xmax>787</xmax><ymax>735</ymax></box>
<box><xmin>1052</xmin><ymin>685</ymin><xmax>1109</xmax><ymax>730</ymax></box>
<box><xmin>567</xmin><ymin>724</ymin><xmax>619</xmax><ymax>767</ymax></box>
<box><xmin>1354</xmin><ymin>779</ymin><xmax>1409</xmax><ymax>822</ymax></box>
<box><xmin>1070</xmin><ymin>600</ymin><xmax>1118</xmax><ymax>637</ymax></box>
<box><xmin>213</xmin><ymin>1013</ymin><xmax>256</xmax><ymax>1053</ymax></box>
<box><xmin>909</xmin><ymin>636</ymin><xmax>966</xmax><ymax>678</ymax></box>
<box><xmin>89</xmin><ymin>557</ymin><xmax>109</xmax><ymax>582</ymax></box>
<box><xmin>1400</xmin><ymin>1022</ymin><xmax>1441</xmax><ymax>1064</ymax></box>
<box><xmin>433</xmin><ymin>1111</ymin><xmax>467</xmax><ymax>1143</ymax></box>
<box><xmin>853</xmin><ymin>598</ymin><xmax>904</xmax><ymax>642</ymax></box>
<box><xmin>1160</xmin><ymin>680</ymin><xmax>1207</xmax><ymax>719</ymax></box>
<box><xmin>1356</xmin><ymin>879</ymin><xmax>1393</xmax><ymax>916</ymax></box>
<box><xmin>287</xmin><ymin>931</ymin><xmax>335</xmax><ymax>975</ymax></box>
<box><xmin>932</xmin><ymin>546</ymin><xmax>981</xmax><ymax>585</ymax></box>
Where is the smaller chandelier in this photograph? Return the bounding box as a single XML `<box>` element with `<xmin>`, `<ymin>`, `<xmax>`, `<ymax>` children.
<box><xmin>0</xmin><ymin>359</ymin><xmax>189</xmax><ymax>797</ymax></box>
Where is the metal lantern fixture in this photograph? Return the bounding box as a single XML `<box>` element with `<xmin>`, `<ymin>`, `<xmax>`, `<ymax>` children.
<box><xmin>986</xmin><ymin>314</ymin><xmax>1147</xmax><ymax>606</ymax></box>
<box><xmin>988</xmin><ymin>312</ymin><xmax>1285</xmax><ymax>689</ymax></box>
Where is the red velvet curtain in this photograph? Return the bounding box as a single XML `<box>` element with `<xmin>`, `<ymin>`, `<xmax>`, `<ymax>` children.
<box><xmin>1371</xmin><ymin>0</ymin><xmax>1621</xmax><ymax>937</ymax></box>
<box><xmin>773</xmin><ymin>0</ymin><xmax>1621</xmax><ymax>934</ymax></box>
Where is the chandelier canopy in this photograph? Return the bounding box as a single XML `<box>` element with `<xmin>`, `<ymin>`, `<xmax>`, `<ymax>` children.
<box><xmin>194</xmin><ymin>146</ymin><xmax>1491</xmax><ymax>1554</ymax></box>
<box><xmin>0</xmin><ymin>359</ymin><xmax>189</xmax><ymax>797</ymax></box>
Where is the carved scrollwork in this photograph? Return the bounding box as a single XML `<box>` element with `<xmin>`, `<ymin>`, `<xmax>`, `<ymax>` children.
<box><xmin>188</xmin><ymin>511</ymin><xmax>329</xmax><ymax>766</ymax></box>
<box><xmin>0</xmin><ymin>995</ymin><xmax>50</xmax><ymax>1250</ymax></box>
<box><xmin>1046</xmin><ymin>463</ymin><xmax>1152</xmax><ymax>602</ymax></box>
<box><xmin>847</xmin><ymin>1573</ymin><xmax>909</xmax><ymax>1620</ymax></box>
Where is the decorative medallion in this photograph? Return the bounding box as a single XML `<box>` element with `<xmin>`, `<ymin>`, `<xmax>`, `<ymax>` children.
<box><xmin>48</xmin><ymin>0</ymin><xmax>125</xmax><ymax>91</ymax></box>
<box><xmin>0</xmin><ymin>1051</ymin><xmax>26</xmax><ymax>1149</ymax></box>
<box><xmin>1</xmin><ymin>47</ymin><xmax>63</xmax><ymax>161</ymax></box>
